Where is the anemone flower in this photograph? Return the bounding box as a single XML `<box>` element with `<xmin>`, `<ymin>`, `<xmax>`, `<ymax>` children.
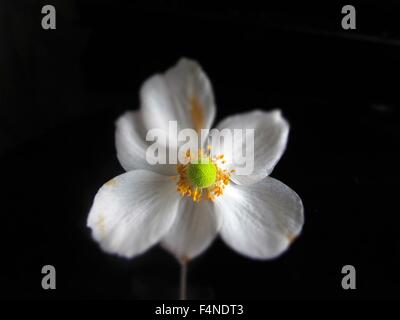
<box><xmin>87</xmin><ymin>58</ymin><xmax>304</xmax><ymax>299</ymax></box>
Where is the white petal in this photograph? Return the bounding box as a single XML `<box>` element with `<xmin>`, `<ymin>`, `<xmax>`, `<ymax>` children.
<box><xmin>214</xmin><ymin>177</ymin><xmax>304</xmax><ymax>259</ymax></box>
<box><xmin>141</xmin><ymin>58</ymin><xmax>216</xmax><ymax>147</ymax></box>
<box><xmin>214</xmin><ymin>110</ymin><xmax>289</xmax><ymax>185</ymax></box>
<box><xmin>115</xmin><ymin>111</ymin><xmax>176</xmax><ymax>175</ymax></box>
<box><xmin>87</xmin><ymin>170</ymin><xmax>180</xmax><ymax>258</ymax></box>
<box><xmin>161</xmin><ymin>198</ymin><xmax>221</xmax><ymax>260</ymax></box>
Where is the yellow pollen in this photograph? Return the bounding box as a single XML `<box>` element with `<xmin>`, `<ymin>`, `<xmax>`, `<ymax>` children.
<box><xmin>175</xmin><ymin>149</ymin><xmax>231</xmax><ymax>202</ymax></box>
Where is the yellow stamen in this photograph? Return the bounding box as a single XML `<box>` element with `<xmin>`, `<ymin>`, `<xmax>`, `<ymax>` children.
<box><xmin>175</xmin><ymin>148</ymin><xmax>231</xmax><ymax>202</ymax></box>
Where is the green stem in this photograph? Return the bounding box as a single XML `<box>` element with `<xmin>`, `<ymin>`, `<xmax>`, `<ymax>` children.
<box><xmin>180</xmin><ymin>257</ymin><xmax>188</xmax><ymax>300</ymax></box>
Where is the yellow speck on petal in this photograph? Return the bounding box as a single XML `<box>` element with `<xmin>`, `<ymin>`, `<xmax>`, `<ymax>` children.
<box><xmin>105</xmin><ymin>178</ymin><xmax>117</xmax><ymax>187</ymax></box>
<box><xmin>190</xmin><ymin>95</ymin><xmax>204</xmax><ymax>133</ymax></box>
<box><xmin>287</xmin><ymin>234</ymin><xmax>297</xmax><ymax>243</ymax></box>
<box><xmin>96</xmin><ymin>214</ymin><xmax>106</xmax><ymax>237</ymax></box>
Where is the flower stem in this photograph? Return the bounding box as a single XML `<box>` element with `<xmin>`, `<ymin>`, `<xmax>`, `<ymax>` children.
<box><xmin>179</xmin><ymin>257</ymin><xmax>188</xmax><ymax>300</ymax></box>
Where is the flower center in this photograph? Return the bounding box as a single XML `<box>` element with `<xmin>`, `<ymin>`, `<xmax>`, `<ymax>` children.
<box><xmin>175</xmin><ymin>147</ymin><xmax>233</xmax><ymax>202</ymax></box>
<box><xmin>187</xmin><ymin>158</ymin><xmax>217</xmax><ymax>188</ymax></box>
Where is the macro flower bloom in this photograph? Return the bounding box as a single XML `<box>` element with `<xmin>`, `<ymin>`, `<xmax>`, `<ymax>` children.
<box><xmin>87</xmin><ymin>58</ymin><xmax>304</xmax><ymax>261</ymax></box>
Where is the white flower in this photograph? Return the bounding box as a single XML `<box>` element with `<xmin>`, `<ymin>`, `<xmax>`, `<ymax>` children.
<box><xmin>87</xmin><ymin>58</ymin><xmax>304</xmax><ymax>261</ymax></box>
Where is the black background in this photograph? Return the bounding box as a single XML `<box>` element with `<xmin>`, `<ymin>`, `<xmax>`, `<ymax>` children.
<box><xmin>1</xmin><ymin>1</ymin><xmax>400</xmax><ymax>300</ymax></box>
